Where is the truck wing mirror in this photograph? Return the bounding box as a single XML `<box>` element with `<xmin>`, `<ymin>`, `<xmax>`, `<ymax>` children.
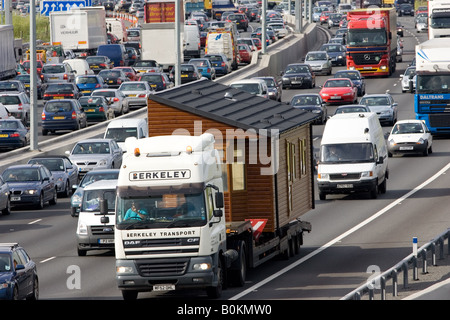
<box><xmin>215</xmin><ymin>192</ymin><xmax>224</xmax><ymax>208</ymax></box>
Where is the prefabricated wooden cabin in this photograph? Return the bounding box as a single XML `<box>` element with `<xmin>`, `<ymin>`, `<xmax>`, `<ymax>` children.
<box><xmin>147</xmin><ymin>78</ymin><xmax>317</xmax><ymax>235</ymax></box>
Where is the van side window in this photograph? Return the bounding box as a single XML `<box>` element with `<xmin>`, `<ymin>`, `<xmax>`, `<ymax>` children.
<box><xmin>373</xmin><ymin>145</ymin><xmax>378</xmax><ymax>161</ymax></box>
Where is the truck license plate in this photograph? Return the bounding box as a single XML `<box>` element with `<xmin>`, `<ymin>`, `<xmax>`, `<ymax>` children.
<box><xmin>337</xmin><ymin>184</ymin><xmax>353</xmax><ymax>188</ymax></box>
<box><xmin>153</xmin><ymin>284</ymin><xmax>176</xmax><ymax>291</ymax></box>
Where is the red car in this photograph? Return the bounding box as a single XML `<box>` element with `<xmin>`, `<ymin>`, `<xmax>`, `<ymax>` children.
<box><xmin>320</xmin><ymin>11</ymin><xmax>332</xmax><ymax>25</ymax></box>
<box><xmin>22</xmin><ymin>60</ymin><xmax>44</xmax><ymax>76</ymax></box>
<box><xmin>113</xmin><ymin>67</ymin><xmax>138</xmax><ymax>81</ymax></box>
<box><xmin>252</xmin><ymin>37</ymin><xmax>262</xmax><ymax>50</ymax></box>
<box><xmin>237</xmin><ymin>43</ymin><xmax>253</xmax><ymax>64</ymax></box>
<box><xmin>319</xmin><ymin>78</ymin><xmax>358</xmax><ymax>104</ymax></box>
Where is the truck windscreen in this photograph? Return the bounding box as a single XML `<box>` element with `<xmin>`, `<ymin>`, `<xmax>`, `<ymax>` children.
<box><xmin>416</xmin><ymin>74</ymin><xmax>450</xmax><ymax>93</ymax></box>
<box><xmin>347</xmin><ymin>29</ymin><xmax>387</xmax><ymax>46</ymax></box>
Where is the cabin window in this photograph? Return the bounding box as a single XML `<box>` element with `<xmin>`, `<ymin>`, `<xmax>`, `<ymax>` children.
<box><xmin>299</xmin><ymin>138</ymin><xmax>307</xmax><ymax>176</ymax></box>
<box><xmin>286</xmin><ymin>141</ymin><xmax>296</xmax><ymax>213</ymax></box>
<box><xmin>231</xmin><ymin>146</ymin><xmax>246</xmax><ymax>191</ymax></box>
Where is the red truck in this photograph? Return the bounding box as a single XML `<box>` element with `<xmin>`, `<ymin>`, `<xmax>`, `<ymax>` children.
<box><xmin>345</xmin><ymin>8</ymin><xmax>397</xmax><ymax>77</ymax></box>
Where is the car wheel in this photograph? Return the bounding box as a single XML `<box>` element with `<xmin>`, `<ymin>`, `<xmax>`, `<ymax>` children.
<box><xmin>423</xmin><ymin>143</ymin><xmax>429</xmax><ymax>156</ymax></box>
<box><xmin>26</xmin><ymin>277</ymin><xmax>39</xmax><ymax>300</ymax></box>
<box><xmin>2</xmin><ymin>197</ymin><xmax>11</xmax><ymax>215</ymax></box>
<box><xmin>36</xmin><ymin>193</ymin><xmax>44</xmax><ymax>210</ymax></box>
<box><xmin>49</xmin><ymin>189</ymin><xmax>57</xmax><ymax>205</ymax></box>
<box><xmin>64</xmin><ymin>180</ymin><xmax>71</xmax><ymax>198</ymax></box>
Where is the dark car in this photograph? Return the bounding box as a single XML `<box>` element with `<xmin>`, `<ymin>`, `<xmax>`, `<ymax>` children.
<box><xmin>41</xmin><ymin>99</ymin><xmax>87</xmax><ymax>136</ymax></box>
<box><xmin>14</xmin><ymin>74</ymin><xmax>43</xmax><ymax>99</ymax></box>
<box><xmin>2</xmin><ymin>164</ymin><xmax>57</xmax><ymax>209</ymax></box>
<box><xmin>78</xmin><ymin>96</ymin><xmax>110</xmax><ymax>122</ymax></box>
<box><xmin>103</xmin><ymin>0</ymin><xmax>115</xmax><ymax>10</ymax></box>
<box><xmin>227</xmin><ymin>13</ymin><xmax>249</xmax><ymax>31</ymax></box>
<box><xmin>137</xmin><ymin>72</ymin><xmax>174</xmax><ymax>92</ymax></box>
<box><xmin>43</xmin><ymin>82</ymin><xmax>82</xmax><ymax>101</ymax></box>
<box><xmin>170</xmin><ymin>64</ymin><xmax>202</xmax><ymax>84</ymax></box>
<box><xmin>398</xmin><ymin>3</ymin><xmax>414</xmax><ymax>16</ymax></box>
<box><xmin>252</xmin><ymin>76</ymin><xmax>282</xmax><ymax>101</ymax></box>
<box><xmin>85</xmin><ymin>55</ymin><xmax>113</xmax><ymax>74</ymax></box>
<box><xmin>327</xmin><ymin>13</ymin><xmax>343</xmax><ymax>29</ymax></box>
<box><xmin>70</xmin><ymin>168</ymin><xmax>120</xmax><ymax>216</ymax></box>
<box><xmin>397</xmin><ymin>22</ymin><xmax>404</xmax><ymax>37</ymax></box>
<box><xmin>98</xmin><ymin>69</ymin><xmax>129</xmax><ymax>88</ymax></box>
<box><xmin>27</xmin><ymin>156</ymin><xmax>79</xmax><ymax>197</ymax></box>
<box><xmin>281</xmin><ymin>63</ymin><xmax>316</xmax><ymax>89</ymax></box>
<box><xmin>289</xmin><ymin>93</ymin><xmax>327</xmax><ymax>124</ymax></box>
<box><xmin>125</xmin><ymin>47</ymin><xmax>140</xmax><ymax>66</ymax></box>
<box><xmin>333</xmin><ymin>70</ymin><xmax>366</xmax><ymax>96</ymax></box>
<box><xmin>0</xmin><ymin>243</ymin><xmax>39</xmax><ymax>300</ymax></box>
<box><xmin>204</xmin><ymin>53</ymin><xmax>231</xmax><ymax>75</ymax></box>
<box><xmin>75</xmin><ymin>75</ymin><xmax>108</xmax><ymax>96</ymax></box>
<box><xmin>0</xmin><ymin>119</ymin><xmax>29</xmax><ymax>150</ymax></box>
<box><xmin>320</xmin><ymin>44</ymin><xmax>347</xmax><ymax>66</ymax></box>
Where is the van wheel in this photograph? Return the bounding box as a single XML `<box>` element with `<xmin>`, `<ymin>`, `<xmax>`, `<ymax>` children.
<box><xmin>379</xmin><ymin>178</ymin><xmax>387</xmax><ymax>194</ymax></box>
<box><xmin>319</xmin><ymin>192</ymin><xmax>327</xmax><ymax>200</ymax></box>
<box><xmin>370</xmin><ymin>183</ymin><xmax>378</xmax><ymax>199</ymax></box>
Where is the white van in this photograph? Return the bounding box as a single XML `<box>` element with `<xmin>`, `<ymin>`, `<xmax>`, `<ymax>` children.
<box><xmin>106</xmin><ymin>18</ymin><xmax>128</xmax><ymax>43</ymax></box>
<box><xmin>183</xmin><ymin>24</ymin><xmax>201</xmax><ymax>58</ymax></box>
<box><xmin>103</xmin><ymin>118</ymin><xmax>148</xmax><ymax>150</ymax></box>
<box><xmin>229</xmin><ymin>79</ymin><xmax>269</xmax><ymax>99</ymax></box>
<box><xmin>76</xmin><ymin>180</ymin><xmax>117</xmax><ymax>256</ymax></box>
<box><xmin>317</xmin><ymin>112</ymin><xmax>389</xmax><ymax>200</ymax></box>
<box><xmin>64</xmin><ymin>58</ymin><xmax>94</xmax><ymax>76</ymax></box>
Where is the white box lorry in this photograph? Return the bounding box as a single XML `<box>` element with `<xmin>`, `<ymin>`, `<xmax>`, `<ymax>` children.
<box><xmin>205</xmin><ymin>29</ymin><xmax>239</xmax><ymax>70</ymax></box>
<box><xmin>428</xmin><ymin>0</ymin><xmax>450</xmax><ymax>39</ymax></box>
<box><xmin>0</xmin><ymin>25</ymin><xmax>18</xmax><ymax>81</ymax></box>
<box><xmin>140</xmin><ymin>22</ymin><xmax>184</xmax><ymax>72</ymax></box>
<box><xmin>114</xmin><ymin>133</ymin><xmax>310</xmax><ymax>299</ymax></box>
<box><xmin>50</xmin><ymin>7</ymin><xmax>107</xmax><ymax>56</ymax></box>
<box><xmin>317</xmin><ymin>112</ymin><xmax>389</xmax><ymax>200</ymax></box>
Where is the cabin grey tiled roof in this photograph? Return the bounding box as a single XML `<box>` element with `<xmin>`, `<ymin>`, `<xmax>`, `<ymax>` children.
<box><xmin>149</xmin><ymin>78</ymin><xmax>319</xmax><ymax>135</ymax></box>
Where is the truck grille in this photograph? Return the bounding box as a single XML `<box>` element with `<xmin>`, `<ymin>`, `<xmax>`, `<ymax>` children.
<box><xmin>137</xmin><ymin>258</ymin><xmax>189</xmax><ymax>277</ymax></box>
<box><xmin>429</xmin><ymin>114</ymin><xmax>450</xmax><ymax>128</ymax></box>
<box><xmin>90</xmin><ymin>225</ymin><xmax>114</xmax><ymax>235</ymax></box>
<box><xmin>330</xmin><ymin>173</ymin><xmax>361</xmax><ymax>180</ymax></box>
<box><xmin>349</xmin><ymin>53</ymin><xmax>383</xmax><ymax>65</ymax></box>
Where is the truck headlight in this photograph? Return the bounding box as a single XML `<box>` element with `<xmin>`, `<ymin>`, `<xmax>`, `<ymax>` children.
<box><xmin>116</xmin><ymin>266</ymin><xmax>134</xmax><ymax>274</ymax></box>
<box><xmin>193</xmin><ymin>263</ymin><xmax>212</xmax><ymax>271</ymax></box>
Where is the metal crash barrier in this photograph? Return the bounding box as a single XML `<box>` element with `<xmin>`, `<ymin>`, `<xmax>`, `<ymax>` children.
<box><xmin>341</xmin><ymin>228</ymin><xmax>450</xmax><ymax>300</ymax></box>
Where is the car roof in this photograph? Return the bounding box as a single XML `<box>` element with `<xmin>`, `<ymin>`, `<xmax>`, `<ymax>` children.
<box><xmin>106</xmin><ymin>118</ymin><xmax>146</xmax><ymax>128</ymax></box>
<box><xmin>0</xmin><ymin>243</ymin><xmax>20</xmax><ymax>252</ymax></box>
<box><xmin>84</xmin><ymin>169</ymin><xmax>120</xmax><ymax>175</ymax></box>
<box><xmin>29</xmin><ymin>155</ymin><xmax>72</xmax><ymax>161</ymax></box>
<box><xmin>76</xmin><ymin>138</ymin><xmax>114</xmax><ymax>143</ymax></box>
<box><xmin>4</xmin><ymin>164</ymin><xmax>43</xmax><ymax>170</ymax></box>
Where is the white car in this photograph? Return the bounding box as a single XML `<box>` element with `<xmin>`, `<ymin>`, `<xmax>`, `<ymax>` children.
<box><xmin>387</xmin><ymin>120</ymin><xmax>433</xmax><ymax>157</ymax></box>
<box><xmin>90</xmin><ymin>89</ymin><xmax>130</xmax><ymax>116</ymax></box>
<box><xmin>400</xmin><ymin>66</ymin><xmax>416</xmax><ymax>93</ymax></box>
<box><xmin>118</xmin><ymin>81</ymin><xmax>154</xmax><ymax>110</ymax></box>
<box><xmin>268</xmin><ymin>22</ymin><xmax>289</xmax><ymax>38</ymax></box>
<box><xmin>0</xmin><ymin>92</ymin><xmax>30</xmax><ymax>125</ymax></box>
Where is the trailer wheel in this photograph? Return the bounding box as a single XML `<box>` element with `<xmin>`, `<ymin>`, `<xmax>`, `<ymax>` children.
<box><xmin>206</xmin><ymin>257</ymin><xmax>223</xmax><ymax>299</ymax></box>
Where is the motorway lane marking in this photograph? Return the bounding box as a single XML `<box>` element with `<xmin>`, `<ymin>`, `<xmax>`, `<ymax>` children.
<box><xmin>40</xmin><ymin>256</ymin><xmax>56</xmax><ymax>264</ymax></box>
<box><xmin>28</xmin><ymin>219</ymin><xmax>42</xmax><ymax>225</ymax></box>
<box><xmin>229</xmin><ymin>162</ymin><xmax>450</xmax><ymax>300</ymax></box>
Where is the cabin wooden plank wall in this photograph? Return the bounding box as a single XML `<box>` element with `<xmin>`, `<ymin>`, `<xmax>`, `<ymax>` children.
<box><xmin>276</xmin><ymin>125</ymin><xmax>313</xmax><ymax>229</ymax></box>
<box><xmin>147</xmin><ymin>101</ymin><xmax>313</xmax><ymax>233</ymax></box>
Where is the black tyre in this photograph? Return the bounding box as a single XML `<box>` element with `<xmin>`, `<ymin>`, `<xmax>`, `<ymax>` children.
<box><xmin>2</xmin><ymin>197</ymin><xmax>11</xmax><ymax>215</ymax></box>
<box><xmin>206</xmin><ymin>257</ymin><xmax>223</xmax><ymax>299</ymax></box>
<box><xmin>122</xmin><ymin>290</ymin><xmax>138</xmax><ymax>300</ymax></box>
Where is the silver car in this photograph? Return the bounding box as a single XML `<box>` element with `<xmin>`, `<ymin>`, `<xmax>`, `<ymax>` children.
<box><xmin>400</xmin><ymin>66</ymin><xmax>416</xmax><ymax>93</ymax></box>
<box><xmin>41</xmin><ymin>63</ymin><xmax>76</xmax><ymax>83</ymax></box>
<box><xmin>359</xmin><ymin>92</ymin><xmax>398</xmax><ymax>126</ymax></box>
<box><xmin>0</xmin><ymin>92</ymin><xmax>30</xmax><ymax>125</ymax></box>
<box><xmin>65</xmin><ymin>138</ymin><xmax>123</xmax><ymax>178</ymax></box>
<box><xmin>0</xmin><ymin>175</ymin><xmax>10</xmax><ymax>215</ymax></box>
<box><xmin>304</xmin><ymin>51</ymin><xmax>332</xmax><ymax>75</ymax></box>
<box><xmin>118</xmin><ymin>81</ymin><xmax>154</xmax><ymax>110</ymax></box>
<box><xmin>91</xmin><ymin>88</ymin><xmax>130</xmax><ymax>116</ymax></box>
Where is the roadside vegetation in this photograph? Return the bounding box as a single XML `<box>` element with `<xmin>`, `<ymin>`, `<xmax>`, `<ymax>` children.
<box><xmin>12</xmin><ymin>12</ymin><xmax>50</xmax><ymax>42</ymax></box>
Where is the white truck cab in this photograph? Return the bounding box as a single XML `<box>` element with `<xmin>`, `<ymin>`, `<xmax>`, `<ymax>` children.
<box><xmin>317</xmin><ymin>112</ymin><xmax>389</xmax><ymax>200</ymax></box>
<box><xmin>76</xmin><ymin>179</ymin><xmax>117</xmax><ymax>256</ymax></box>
